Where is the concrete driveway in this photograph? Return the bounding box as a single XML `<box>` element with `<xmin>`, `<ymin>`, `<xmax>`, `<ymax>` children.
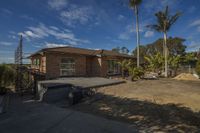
<box><xmin>0</xmin><ymin>94</ymin><xmax>137</xmax><ymax>133</ymax></box>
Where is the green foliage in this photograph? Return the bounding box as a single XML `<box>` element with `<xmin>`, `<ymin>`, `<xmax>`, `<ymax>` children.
<box><xmin>128</xmin><ymin>67</ymin><xmax>144</xmax><ymax>81</ymax></box>
<box><xmin>168</xmin><ymin>55</ymin><xmax>181</xmax><ymax>76</ymax></box>
<box><xmin>144</xmin><ymin>53</ymin><xmax>164</xmax><ymax>72</ymax></box>
<box><xmin>118</xmin><ymin>59</ymin><xmax>133</xmax><ymax>78</ymax></box>
<box><xmin>0</xmin><ymin>64</ymin><xmax>15</xmax><ymax>88</ymax></box>
<box><xmin>129</xmin><ymin>0</ymin><xmax>142</xmax><ymax>8</ymax></box>
<box><xmin>146</xmin><ymin>6</ymin><xmax>181</xmax><ymax>33</ymax></box>
<box><xmin>146</xmin><ymin>6</ymin><xmax>181</xmax><ymax>77</ymax></box>
<box><xmin>132</xmin><ymin>37</ymin><xmax>186</xmax><ymax>62</ymax></box>
<box><xmin>168</xmin><ymin>55</ymin><xmax>181</xmax><ymax>70</ymax></box>
<box><xmin>118</xmin><ymin>60</ymin><xmax>131</xmax><ymax>70</ymax></box>
<box><xmin>184</xmin><ymin>53</ymin><xmax>196</xmax><ymax>65</ymax></box>
<box><xmin>196</xmin><ymin>60</ymin><xmax>200</xmax><ymax>77</ymax></box>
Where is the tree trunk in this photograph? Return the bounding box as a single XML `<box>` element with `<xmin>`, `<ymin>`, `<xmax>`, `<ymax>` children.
<box><xmin>164</xmin><ymin>32</ymin><xmax>168</xmax><ymax>77</ymax></box>
<box><xmin>162</xmin><ymin>39</ymin><xmax>165</xmax><ymax>72</ymax></box>
<box><xmin>135</xmin><ymin>5</ymin><xmax>140</xmax><ymax>68</ymax></box>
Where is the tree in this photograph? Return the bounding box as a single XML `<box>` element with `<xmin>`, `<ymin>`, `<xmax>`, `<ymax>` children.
<box><xmin>0</xmin><ymin>64</ymin><xmax>15</xmax><ymax>94</ymax></box>
<box><xmin>118</xmin><ymin>59</ymin><xmax>131</xmax><ymax>78</ymax></box>
<box><xmin>144</xmin><ymin>53</ymin><xmax>164</xmax><ymax>72</ymax></box>
<box><xmin>112</xmin><ymin>47</ymin><xmax>121</xmax><ymax>53</ymax></box>
<box><xmin>128</xmin><ymin>67</ymin><xmax>144</xmax><ymax>81</ymax></box>
<box><xmin>168</xmin><ymin>55</ymin><xmax>181</xmax><ymax>76</ymax></box>
<box><xmin>184</xmin><ymin>53</ymin><xmax>197</xmax><ymax>73</ymax></box>
<box><xmin>147</xmin><ymin>6</ymin><xmax>181</xmax><ymax>77</ymax></box>
<box><xmin>132</xmin><ymin>37</ymin><xmax>186</xmax><ymax>63</ymax></box>
<box><xmin>112</xmin><ymin>46</ymin><xmax>129</xmax><ymax>54</ymax></box>
<box><xmin>121</xmin><ymin>47</ymin><xmax>129</xmax><ymax>54</ymax></box>
<box><xmin>129</xmin><ymin>0</ymin><xmax>142</xmax><ymax>68</ymax></box>
<box><xmin>195</xmin><ymin>60</ymin><xmax>200</xmax><ymax>77</ymax></box>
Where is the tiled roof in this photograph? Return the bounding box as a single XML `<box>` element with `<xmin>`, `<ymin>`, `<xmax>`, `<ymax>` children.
<box><xmin>29</xmin><ymin>46</ymin><xmax>134</xmax><ymax>58</ymax></box>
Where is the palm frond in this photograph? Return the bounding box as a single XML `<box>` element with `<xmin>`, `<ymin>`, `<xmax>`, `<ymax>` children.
<box><xmin>129</xmin><ymin>0</ymin><xmax>142</xmax><ymax>8</ymax></box>
<box><xmin>147</xmin><ymin>6</ymin><xmax>181</xmax><ymax>33</ymax></box>
<box><xmin>169</xmin><ymin>12</ymin><xmax>182</xmax><ymax>25</ymax></box>
<box><xmin>146</xmin><ymin>24</ymin><xmax>163</xmax><ymax>32</ymax></box>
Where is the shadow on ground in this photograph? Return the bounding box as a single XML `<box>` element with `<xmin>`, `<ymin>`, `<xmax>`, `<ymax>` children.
<box><xmin>71</xmin><ymin>93</ymin><xmax>200</xmax><ymax>132</ymax></box>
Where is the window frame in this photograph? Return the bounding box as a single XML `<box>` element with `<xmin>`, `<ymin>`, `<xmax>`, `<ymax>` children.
<box><xmin>60</xmin><ymin>58</ymin><xmax>75</xmax><ymax>76</ymax></box>
<box><xmin>107</xmin><ymin>59</ymin><xmax>121</xmax><ymax>75</ymax></box>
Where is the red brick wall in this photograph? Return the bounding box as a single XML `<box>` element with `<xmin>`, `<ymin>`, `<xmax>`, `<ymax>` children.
<box><xmin>100</xmin><ymin>56</ymin><xmax>124</xmax><ymax>77</ymax></box>
<box><xmin>30</xmin><ymin>52</ymin><xmax>133</xmax><ymax>79</ymax></box>
<box><xmin>45</xmin><ymin>52</ymin><xmax>86</xmax><ymax>79</ymax></box>
<box><xmin>30</xmin><ymin>55</ymin><xmax>46</xmax><ymax>73</ymax></box>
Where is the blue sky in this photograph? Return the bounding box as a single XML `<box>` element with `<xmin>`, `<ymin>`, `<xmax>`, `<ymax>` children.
<box><xmin>0</xmin><ymin>0</ymin><xmax>200</xmax><ymax>63</ymax></box>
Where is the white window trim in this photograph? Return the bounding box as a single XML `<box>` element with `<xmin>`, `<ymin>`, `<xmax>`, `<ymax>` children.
<box><xmin>60</xmin><ymin>58</ymin><xmax>75</xmax><ymax>76</ymax></box>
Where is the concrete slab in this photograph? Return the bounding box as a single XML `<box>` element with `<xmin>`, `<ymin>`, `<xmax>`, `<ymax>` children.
<box><xmin>39</xmin><ymin>77</ymin><xmax>125</xmax><ymax>89</ymax></box>
<box><xmin>0</xmin><ymin>94</ymin><xmax>138</xmax><ymax>133</ymax></box>
<box><xmin>37</xmin><ymin>77</ymin><xmax>125</xmax><ymax>102</ymax></box>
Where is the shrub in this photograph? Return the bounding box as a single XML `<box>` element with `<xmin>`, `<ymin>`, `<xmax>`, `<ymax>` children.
<box><xmin>196</xmin><ymin>60</ymin><xmax>200</xmax><ymax>77</ymax></box>
<box><xmin>0</xmin><ymin>64</ymin><xmax>15</xmax><ymax>94</ymax></box>
<box><xmin>129</xmin><ymin>67</ymin><xmax>144</xmax><ymax>81</ymax></box>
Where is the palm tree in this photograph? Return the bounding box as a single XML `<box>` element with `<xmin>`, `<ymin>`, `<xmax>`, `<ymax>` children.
<box><xmin>129</xmin><ymin>0</ymin><xmax>142</xmax><ymax>68</ymax></box>
<box><xmin>147</xmin><ymin>6</ymin><xmax>181</xmax><ymax>77</ymax></box>
<box><xmin>144</xmin><ymin>53</ymin><xmax>164</xmax><ymax>72</ymax></box>
<box><xmin>118</xmin><ymin>59</ymin><xmax>131</xmax><ymax>78</ymax></box>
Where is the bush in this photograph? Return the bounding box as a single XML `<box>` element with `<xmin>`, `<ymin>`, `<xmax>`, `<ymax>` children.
<box><xmin>0</xmin><ymin>64</ymin><xmax>15</xmax><ymax>93</ymax></box>
<box><xmin>129</xmin><ymin>67</ymin><xmax>144</xmax><ymax>81</ymax></box>
<box><xmin>196</xmin><ymin>60</ymin><xmax>200</xmax><ymax>77</ymax></box>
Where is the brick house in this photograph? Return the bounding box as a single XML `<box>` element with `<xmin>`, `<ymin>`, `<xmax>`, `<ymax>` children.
<box><xmin>29</xmin><ymin>47</ymin><xmax>134</xmax><ymax>79</ymax></box>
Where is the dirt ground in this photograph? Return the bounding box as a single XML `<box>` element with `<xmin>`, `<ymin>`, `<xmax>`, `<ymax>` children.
<box><xmin>71</xmin><ymin>79</ymin><xmax>200</xmax><ymax>132</ymax></box>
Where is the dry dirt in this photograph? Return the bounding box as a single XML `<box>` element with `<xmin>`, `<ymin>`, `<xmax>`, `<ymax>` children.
<box><xmin>97</xmin><ymin>79</ymin><xmax>200</xmax><ymax>112</ymax></box>
<box><xmin>71</xmin><ymin>79</ymin><xmax>200</xmax><ymax>132</ymax></box>
<box><xmin>173</xmin><ymin>73</ymin><xmax>199</xmax><ymax>81</ymax></box>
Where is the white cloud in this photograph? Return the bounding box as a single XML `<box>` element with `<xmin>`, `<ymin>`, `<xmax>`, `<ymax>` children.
<box><xmin>190</xmin><ymin>19</ymin><xmax>200</xmax><ymax>32</ymax></box>
<box><xmin>144</xmin><ymin>0</ymin><xmax>180</xmax><ymax>13</ymax></box>
<box><xmin>18</xmin><ymin>23</ymin><xmax>90</xmax><ymax>45</ymax></box>
<box><xmin>190</xmin><ymin>19</ymin><xmax>200</xmax><ymax>27</ymax></box>
<box><xmin>48</xmin><ymin>0</ymin><xmax>68</xmax><ymax>10</ymax></box>
<box><xmin>187</xmin><ymin>41</ymin><xmax>200</xmax><ymax>52</ymax></box>
<box><xmin>50</xmin><ymin>26</ymin><xmax>60</xmax><ymax>31</ymax></box>
<box><xmin>0</xmin><ymin>41</ymin><xmax>13</xmax><ymax>46</ymax></box>
<box><xmin>118</xmin><ymin>24</ymin><xmax>144</xmax><ymax>40</ymax></box>
<box><xmin>0</xmin><ymin>8</ymin><xmax>12</xmax><ymax>15</ymax></box>
<box><xmin>20</xmin><ymin>15</ymin><xmax>35</xmax><ymax>21</ymax></box>
<box><xmin>118</xmin><ymin>15</ymin><xmax>125</xmax><ymax>21</ymax></box>
<box><xmin>119</xmin><ymin>33</ymin><xmax>130</xmax><ymax>40</ymax></box>
<box><xmin>45</xmin><ymin>42</ymin><xmax>69</xmax><ymax>48</ymax></box>
<box><xmin>25</xmin><ymin>31</ymin><xmax>42</xmax><ymax>38</ymax></box>
<box><xmin>188</xmin><ymin>6</ymin><xmax>196</xmax><ymax>13</ymax></box>
<box><xmin>60</xmin><ymin>5</ymin><xmax>93</xmax><ymax>26</ymax></box>
<box><xmin>144</xmin><ymin>31</ymin><xmax>154</xmax><ymax>38</ymax></box>
<box><xmin>0</xmin><ymin>56</ymin><xmax>14</xmax><ymax>63</ymax></box>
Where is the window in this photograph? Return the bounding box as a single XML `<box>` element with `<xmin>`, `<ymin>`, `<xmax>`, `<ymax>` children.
<box><xmin>107</xmin><ymin>60</ymin><xmax>121</xmax><ymax>75</ymax></box>
<box><xmin>60</xmin><ymin>58</ymin><xmax>75</xmax><ymax>76</ymax></box>
<box><xmin>33</xmin><ymin>59</ymin><xmax>36</xmax><ymax>65</ymax></box>
<box><xmin>36</xmin><ymin>59</ymin><xmax>40</xmax><ymax>65</ymax></box>
<box><xmin>32</xmin><ymin>59</ymin><xmax>40</xmax><ymax>65</ymax></box>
